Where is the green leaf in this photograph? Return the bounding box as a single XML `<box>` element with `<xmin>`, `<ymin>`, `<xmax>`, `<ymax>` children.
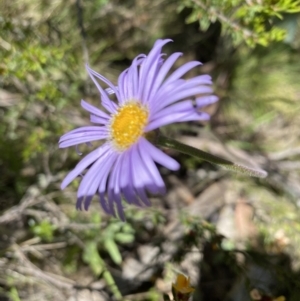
<box><xmin>9</xmin><ymin>287</ymin><xmax>21</xmax><ymax>301</ymax></box>
<box><xmin>31</xmin><ymin>220</ymin><xmax>56</xmax><ymax>242</ymax></box>
<box><xmin>82</xmin><ymin>241</ymin><xmax>104</xmax><ymax>276</ymax></box>
<box><xmin>114</xmin><ymin>233</ymin><xmax>135</xmax><ymax>244</ymax></box>
<box><xmin>106</xmin><ymin>221</ymin><xmax>122</xmax><ymax>234</ymax></box>
<box><xmin>104</xmin><ymin>239</ymin><xmax>122</xmax><ymax>265</ymax></box>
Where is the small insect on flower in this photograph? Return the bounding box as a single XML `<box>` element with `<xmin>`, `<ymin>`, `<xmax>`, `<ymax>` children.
<box><xmin>59</xmin><ymin>39</ymin><xmax>218</xmax><ymax>220</ymax></box>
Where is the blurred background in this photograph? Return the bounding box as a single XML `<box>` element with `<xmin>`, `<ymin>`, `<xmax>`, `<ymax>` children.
<box><xmin>1</xmin><ymin>0</ymin><xmax>300</xmax><ymax>300</ymax></box>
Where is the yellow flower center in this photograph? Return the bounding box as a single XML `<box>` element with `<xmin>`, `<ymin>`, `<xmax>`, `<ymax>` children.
<box><xmin>110</xmin><ymin>102</ymin><xmax>149</xmax><ymax>150</ymax></box>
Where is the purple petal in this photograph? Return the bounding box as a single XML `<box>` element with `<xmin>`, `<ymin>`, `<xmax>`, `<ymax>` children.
<box><xmin>125</xmin><ymin>54</ymin><xmax>146</xmax><ymax>100</ymax></box>
<box><xmin>129</xmin><ymin>144</ymin><xmax>150</xmax><ymax>189</ymax></box>
<box><xmin>133</xmin><ymin>143</ymin><xmax>161</xmax><ymax>194</ymax></box>
<box><xmin>153</xmin><ymin>86</ymin><xmax>213</xmax><ymax>113</ymax></box>
<box><xmin>59</xmin><ymin>126</ymin><xmax>108</xmax><ymax>141</ymax></box>
<box><xmin>146</xmin><ymin>110</ymin><xmax>210</xmax><ymax>131</ymax></box>
<box><xmin>99</xmin><ymin>193</ymin><xmax>113</xmax><ymax>215</ymax></box>
<box><xmin>97</xmin><ymin>151</ymin><xmax>119</xmax><ymax>216</ymax></box>
<box><xmin>135</xmin><ymin>187</ymin><xmax>151</xmax><ymax>207</ymax></box>
<box><xmin>138</xmin><ymin>139</ymin><xmax>166</xmax><ymax>194</ymax></box>
<box><xmin>81</xmin><ymin>100</ymin><xmax>110</xmax><ymax>120</ymax></box>
<box><xmin>114</xmin><ymin>193</ymin><xmax>125</xmax><ymax>221</ymax></box>
<box><xmin>76</xmin><ymin>196</ymin><xmax>84</xmax><ymax>211</ymax></box>
<box><xmin>97</xmin><ymin>150</ymin><xmax>118</xmax><ymax>194</ymax></box>
<box><xmin>77</xmin><ymin>152</ymin><xmax>112</xmax><ymax>210</ymax></box>
<box><xmin>119</xmin><ymin>151</ymin><xmax>142</xmax><ymax>206</ymax></box>
<box><xmin>87</xmin><ymin>67</ymin><xmax>119</xmax><ymax>98</ymax></box>
<box><xmin>86</xmin><ymin>65</ymin><xmax>117</xmax><ymax>114</ymax></box>
<box><xmin>61</xmin><ymin>143</ymin><xmax>110</xmax><ymax>189</ymax></box>
<box><xmin>105</xmin><ymin>87</ymin><xmax>118</xmax><ymax>95</ymax></box>
<box><xmin>117</xmin><ymin>69</ymin><xmax>127</xmax><ymax>104</ymax></box>
<box><xmin>149</xmin><ymin>100</ymin><xmax>194</xmax><ymax>122</ymax></box>
<box><xmin>59</xmin><ymin>135</ymin><xmax>107</xmax><ymax>148</ymax></box>
<box><xmin>129</xmin><ymin>145</ymin><xmax>151</xmax><ymax>206</ymax></box>
<box><xmin>118</xmin><ymin>54</ymin><xmax>146</xmax><ymax>103</ymax></box>
<box><xmin>148</xmin><ymin>52</ymin><xmax>183</xmax><ymax>102</ymax></box>
<box><xmin>139</xmin><ymin>137</ymin><xmax>180</xmax><ymax>171</ymax></box>
<box><xmin>107</xmin><ymin>190</ymin><xmax>123</xmax><ymax>220</ymax></box>
<box><xmin>138</xmin><ymin>39</ymin><xmax>172</xmax><ymax>101</ymax></box>
<box><xmin>140</xmin><ymin>53</ymin><xmax>165</xmax><ymax>103</ymax></box>
<box><xmin>150</xmin><ymin>80</ymin><xmax>185</xmax><ymax>108</ymax></box>
<box><xmin>108</xmin><ymin>154</ymin><xmax>122</xmax><ymax>195</ymax></box>
<box><xmin>60</xmin><ymin>126</ymin><xmax>107</xmax><ymax>139</ymax></box>
<box><xmin>59</xmin><ymin>127</ymin><xmax>108</xmax><ymax>148</ymax></box>
<box><xmin>90</xmin><ymin>114</ymin><xmax>109</xmax><ymax>125</ymax></box>
<box><xmin>190</xmin><ymin>74</ymin><xmax>213</xmax><ymax>85</ymax></box>
<box><xmin>108</xmin><ymin>155</ymin><xmax>125</xmax><ymax>219</ymax></box>
<box><xmin>196</xmin><ymin>95</ymin><xmax>219</xmax><ymax>107</ymax></box>
<box><xmin>122</xmin><ymin>185</ymin><xmax>139</xmax><ymax>206</ymax></box>
<box><xmin>150</xmin><ymin>78</ymin><xmax>209</xmax><ymax>112</ymax></box>
<box><xmin>99</xmin><ymin>193</ymin><xmax>117</xmax><ymax>217</ymax></box>
<box><xmin>118</xmin><ymin>151</ymin><xmax>133</xmax><ymax>191</ymax></box>
<box><xmin>161</xmin><ymin>61</ymin><xmax>201</xmax><ymax>87</ymax></box>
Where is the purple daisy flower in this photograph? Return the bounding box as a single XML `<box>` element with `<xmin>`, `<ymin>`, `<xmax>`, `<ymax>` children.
<box><xmin>59</xmin><ymin>39</ymin><xmax>218</xmax><ymax>220</ymax></box>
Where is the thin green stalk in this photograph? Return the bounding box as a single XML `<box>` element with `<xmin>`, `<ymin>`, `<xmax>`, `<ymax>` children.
<box><xmin>156</xmin><ymin>135</ymin><xmax>267</xmax><ymax>178</ymax></box>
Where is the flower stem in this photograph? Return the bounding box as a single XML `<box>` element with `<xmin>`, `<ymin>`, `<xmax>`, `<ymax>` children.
<box><xmin>156</xmin><ymin>135</ymin><xmax>267</xmax><ymax>178</ymax></box>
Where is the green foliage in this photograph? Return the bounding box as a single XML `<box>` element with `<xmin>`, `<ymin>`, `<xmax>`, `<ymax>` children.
<box><xmin>0</xmin><ymin>0</ymin><xmax>83</xmax><ymax>202</ymax></box>
<box><xmin>8</xmin><ymin>287</ymin><xmax>21</xmax><ymax>301</ymax></box>
<box><xmin>101</xmin><ymin>220</ymin><xmax>135</xmax><ymax>265</ymax></box>
<box><xmin>82</xmin><ymin>241</ymin><xmax>122</xmax><ymax>300</ymax></box>
<box><xmin>82</xmin><ymin>217</ymin><xmax>135</xmax><ymax>266</ymax></box>
<box><xmin>83</xmin><ymin>241</ymin><xmax>104</xmax><ymax>276</ymax></box>
<box><xmin>63</xmin><ymin>245</ymin><xmax>81</xmax><ymax>275</ymax></box>
<box><xmin>97</xmin><ymin>0</ymin><xmax>109</xmax><ymax>6</ymax></box>
<box><xmin>30</xmin><ymin>220</ymin><xmax>56</xmax><ymax>242</ymax></box>
<box><xmin>178</xmin><ymin>0</ymin><xmax>300</xmax><ymax>46</ymax></box>
<box><xmin>226</xmin><ymin>44</ymin><xmax>300</xmax><ymax>152</ymax></box>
